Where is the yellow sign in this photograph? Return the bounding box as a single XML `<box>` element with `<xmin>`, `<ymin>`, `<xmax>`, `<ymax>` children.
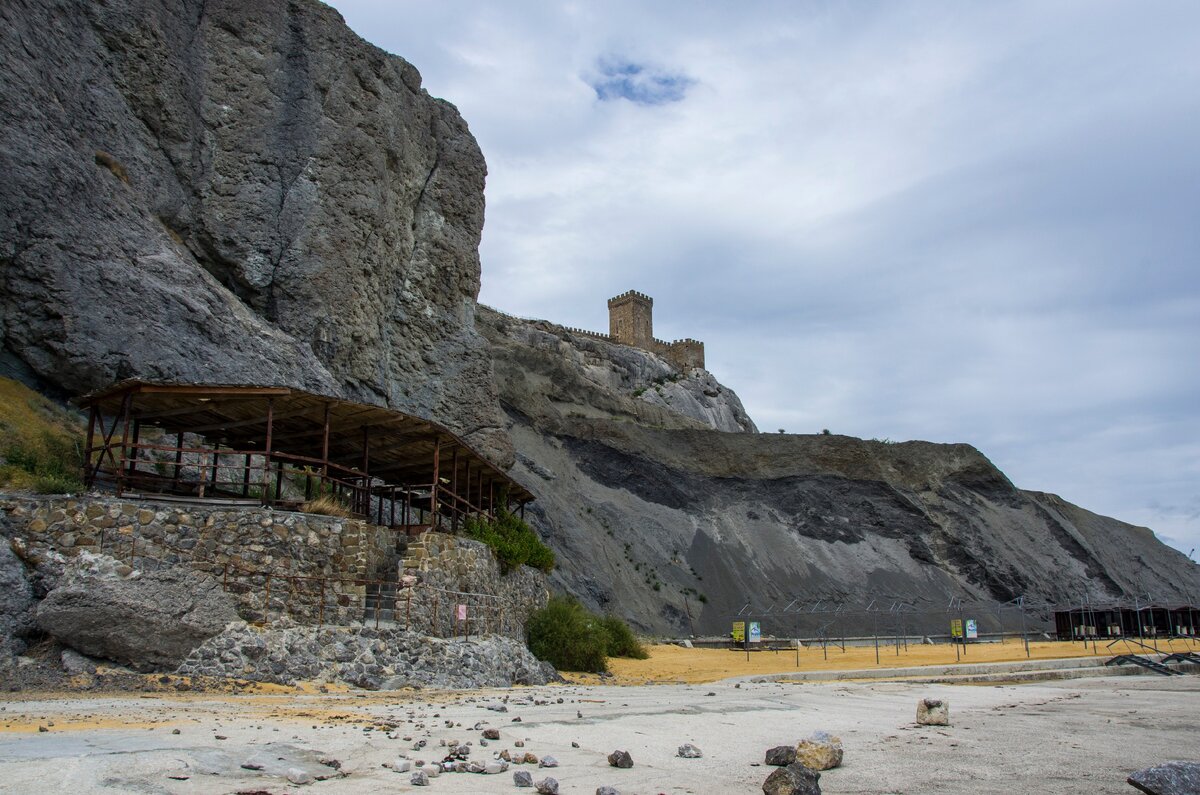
<box><xmin>732</xmin><ymin>621</ymin><xmax>745</xmax><ymax>642</ymax></box>
<box><xmin>950</xmin><ymin>618</ymin><xmax>963</xmax><ymax>638</ymax></box>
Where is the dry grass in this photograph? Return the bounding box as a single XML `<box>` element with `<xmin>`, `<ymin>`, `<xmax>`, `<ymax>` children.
<box><xmin>0</xmin><ymin>377</ymin><xmax>85</xmax><ymax>493</ymax></box>
<box><xmin>561</xmin><ymin>637</ymin><xmax>1200</xmax><ymax>685</ymax></box>
<box><xmin>301</xmin><ymin>494</ymin><xmax>352</xmax><ymax>518</ymax></box>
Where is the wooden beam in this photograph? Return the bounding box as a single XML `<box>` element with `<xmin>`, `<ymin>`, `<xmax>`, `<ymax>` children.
<box><xmin>184</xmin><ymin>406</ymin><xmax>316</xmax><ymax>434</ymax></box>
<box><xmin>137</xmin><ymin>385</ymin><xmax>291</xmax><ymax>397</ymax></box>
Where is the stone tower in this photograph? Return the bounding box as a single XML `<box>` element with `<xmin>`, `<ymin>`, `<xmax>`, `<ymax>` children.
<box><xmin>608</xmin><ymin>290</ymin><xmax>654</xmax><ymax>348</ymax></box>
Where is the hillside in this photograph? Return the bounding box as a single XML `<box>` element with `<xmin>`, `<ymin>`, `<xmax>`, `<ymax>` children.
<box><xmin>480</xmin><ymin>308</ymin><xmax>1199</xmax><ymax>635</ymax></box>
<box><xmin>1</xmin><ymin>0</ymin><xmax>1195</xmax><ymax>641</ymax></box>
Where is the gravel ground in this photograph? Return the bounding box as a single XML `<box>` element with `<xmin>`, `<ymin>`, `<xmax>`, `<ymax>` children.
<box><xmin>0</xmin><ymin>674</ymin><xmax>1195</xmax><ymax>794</ymax></box>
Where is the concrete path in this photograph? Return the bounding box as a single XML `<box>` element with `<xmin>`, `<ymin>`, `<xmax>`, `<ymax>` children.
<box><xmin>0</xmin><ymin>674</ymin><xmax>1196</xmax><ymax>793</ymax></box>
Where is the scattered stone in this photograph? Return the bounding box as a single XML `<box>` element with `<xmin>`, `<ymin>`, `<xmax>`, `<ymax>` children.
<box><xmin>425</xmin><ymin>766</ymin><xmax>440</xmax><ymax>778</ymax></box>
<box><xmin>484</xmin><ymin>760</ymin><xmax>508</xmax><ymax>774</ymax></box>
<box><xmin>523</xmin><ymin>752</ymin><xmax>539</xmax><ymax>765</ymax></box>
<box><xmin>487</xmin><ymin>703</ymin><xmax>509</xmax><ymax>712</ymax></box>
<box><xmin>286</xmin><ymin>767</ymin><xmax>314</xmax><ymax>785</ymax></box>
<box><xmin>394</xmin><ymin>759</ymin><xmax>412</xmax><ymax>773</ymax></box>
<box><xmin>795</xmin><ymin>731</ymin><xmax>842</xmax><ymax>770</ymax></box>
<box><xmin>60</xmin><ymin>648</ymin><xmax>97</xmax><ymax>675</ymax></box>
<box><xmin>171</xmin><ymin>729</ymin><xmax>181</xmax><ymax>735</ymax></box>
<box><xmin>607</xmin><ymin>750</ymin><xmax>633</xmax><ymax>768</ymax></box>
<box><xmin>762</xmin><ymin>762</ymin><xmax>821</xmax><ymax>795</ymax></box>
<box><xmin>571</xmin><ymin>741</ymin><xmax>580</xmax><ymax>748</ymax></box>
<box><xmin>1128</xmin><ymin>761</ymin><xmax>1200</xmax><ymax>795</ymax></box>
<box><xmin>467</xmin><ymin>761</ymin><xmax>486</xmax><ymax>773</ymax></box>
<box><xmin>37</xmin><ymin>726</ymin><xmax>47</xmax><ymax>733</ymax></box>
<box><xmin>536</xmin><ymin>777</ymin><xmax>560</xmax><ymax>794</ymax></box>
<box><xmin>482</xmin><ymin>727</ymin><xmax>500</xmax><ymax>740</ymax></box>
<box><xmin>514</xmin><ymin>770</ymin><xmax>534</xmax><ymax>787</ymax></box>
<box><xmin>677</xmin><ymin>743</ymin><xmax>703</xmax><ymax>758</ymax></box>
<box><xmin>240</xmin><ymin>761</ymin><xmax>264</xmax><ymax>770</ymax></box>
<box><xmin>516</xmin><ymin>740</ymin><xmax>526</xmax><ymax>747</ymax></box>
<box><xmin>539</xmin><ymin>755</ymin><xmax>558</xmax><ymax>768</ymax></box>
<box><xmin>410</xmin><ymin>770</ymin><xmax>429</xmax><ymax>786</ymax></box>
<box><xmin>597</xmin><ymin>788</ymin><xmax>621</xmax><ymax>795</ymax></box>
<box><xmin>765</xmin><ymin>746</ymin><xmax>797</xmax><ymax>766</ymax></box>
<box><xmin>916</xmin><ymin>698</ymin><xmax>949</xmax><ymax>726</ymax></box>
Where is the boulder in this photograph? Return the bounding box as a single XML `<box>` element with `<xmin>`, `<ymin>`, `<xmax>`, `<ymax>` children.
<box><xmin>410</xmin><ymin>770</ymin><xmax>429</xmax><ymax>786</ymax></box>
<box><xmin>514</xmin><ymin>770</ymin><xmax>533</xmax><ymax>787</ymax></box>
<box><xmin>607</xmin><ymin>750</ymin><xmax>633</xmax><ymax>768</ymax></box>
<box><xmin>536</xmin><ymin>777</ymin><xmax>559</xmax><ymax>795</ymax></box>
<box><xmin>765</xmin><ymin>746</ymin><xmax>798</xmax><ymax>766</ymax></box>
<box><xmin>35</xmin><ymin>555</ymin><xmax>238</xmax><ymax>670</ymax></box>
<box><xmin>762</xmin><ymin>763</ymin><xmax>821</xmax><ymax>795</ymax></box>
<box><xmin>795</xmin><ymin>732</ymin><xmax>842</xmax><ymax>771</ymax></box>
<box><xmin>677</xmin><ymin>743</ymin><xmax>703</xmax><ymax>758</ymax></box>
<box><xmin>916</xmin><ymin>698</ymin><xmax>949</xmax><ymax>726</ymax></box>
<box><xmin>1128</xmin><ymin>762</ymin><xmax>1200</xmax><ymax>795</ymax></box>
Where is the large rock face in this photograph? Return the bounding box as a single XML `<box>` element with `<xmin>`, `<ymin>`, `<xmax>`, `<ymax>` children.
<box><xmin>0</xmin><ymin>0</ymin><xmax>510</xmax><ymax>464</ymax></box>
<box><xmin>483</xmin><ymin>311</ymin><xmax>1200</xmax><ymax>636</ymax></box>
<box><xmin>36</xmin><ymin>553</ymin><xmax>239</xmax><ymax>670</ymax></box>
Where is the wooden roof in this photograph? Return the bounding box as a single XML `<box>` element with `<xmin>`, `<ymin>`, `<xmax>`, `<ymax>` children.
<box><xmin>77</xmin><ymin>380</ymin><xmax>532</xmax><ymax>502</ymax></box>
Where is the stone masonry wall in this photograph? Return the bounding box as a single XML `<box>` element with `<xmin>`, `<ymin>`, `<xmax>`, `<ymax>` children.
<box><xmin>398</xmin><ymin>532</ymin><xmax>550</xmax><ymax>640</ymax></box>
<box><xmin>0</xmin><ymin>495</ymin><xmax>549</xmax><ymax>638</ymax></box>
<box><xmin>0</xmin><ymin>495</ymin><xmax>401</xmax><ymax>625</ymax></box>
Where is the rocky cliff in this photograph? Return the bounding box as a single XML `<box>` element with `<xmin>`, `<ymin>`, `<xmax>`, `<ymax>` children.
<box><xmin>483</xmin><ymin>310</ymin><xmax>1200</xmax><ymax>635</ymax></box>
<box><xmin>0</xmin><ymin>0</ymin><xmax>510</xmax><ymax>464</ymax></box>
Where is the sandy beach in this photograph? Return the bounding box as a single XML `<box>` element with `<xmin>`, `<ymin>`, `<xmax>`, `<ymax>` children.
<box><xmin>1</xmin><ymin>643</ymin><xmax>1197</xmax><ymax>794</ymax></box>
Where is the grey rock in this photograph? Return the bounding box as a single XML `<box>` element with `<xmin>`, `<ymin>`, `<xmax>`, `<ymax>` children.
<box><xmin>483</xmin><ymin>760</ymin><xmax>507</xmax><ymax>774</ymax></box>
<box><xmin>0</xmin><ymin>0</ymin><xmax>512</xmax><ymax>466</ymax></box>
<box><xmin>916</xmin><ymin>698</ymin><xmax>949</xmax><ymax>726</ymax></box>
<box><xmin>607</xmin><ymin>750</ymin><xmax>633</xmax><ymax>768</ymax></box>
<box><xmin>60</xmin><ymin>648</ymin><xmax>97</xmax><ymax>675</ymax></box>
<box><xmin>1128</xmin><ymin>761</ymin><xmax>1200</xmax><ymax>795</ymax></box>
<box><xmin>514</xmin><ymin>770</ymin><xmax>534</xmax><ymax>787</ymax></box>
<box><xmin>285</xmin><ymin>767</ymin><xmax>314</xmax><ymax>785</ymax></box>
<box><xmin>765</xmin><ymin>746</ymin><xmax>797</xmax><ymax>766</ymax></box>
<box><xmin>677</xmin><ymin>743</ymin><xmax>703</xmax><ymax>758</ymax></box>
<box><xmin>538</xmin><ymin>755</ymin><xmax>558</xmax><ymax>768</ymax></box>
<box><xmin>536</xmin><ymin>777</ymin><xmax>559</xmax><ymax>795</ymax></box>
<box><xmin>482</xmin><ymin>727</ymin><xmax>500</xmax><ymax>739</ymax></box>
<box><xmin>762</xmin><ymin>763</ymin><xmax>821</xmax><ymax>795</ymax></box>
<box><xmin>36</xmin><ymin>556</ymin><xmax>238</xmax><ymax>670</ymax></box>
<box><xmin>0</xmin><ymin>541</ymin><xmax>36</xmax><ymax>658</ymax></box>
<box><xmin>410</xmin><ymin>770</ymin><xmax>429</xmax><ymax>786</ymax></box>
<box><xmin>597</xmin><ymin>788</ymin><xmax>621</xmax><ymax>795</ymax></box>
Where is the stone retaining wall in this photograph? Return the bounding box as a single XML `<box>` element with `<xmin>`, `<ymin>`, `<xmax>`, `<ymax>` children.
<box><xmin>0</xmin><ymin>495</ymin><xmax>548</xmax><ymax>637</ymax></box>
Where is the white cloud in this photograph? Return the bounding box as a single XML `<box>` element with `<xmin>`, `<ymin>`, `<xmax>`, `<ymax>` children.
<box><xmin>328</xmin><ymin>0</ymin><xmax>1200</xmax><ymax>556</ymax></box>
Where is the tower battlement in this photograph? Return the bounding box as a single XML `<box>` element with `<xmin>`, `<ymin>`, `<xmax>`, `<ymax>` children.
<box><xmin>606</xmin><ymin>291</ymin><xmax>704</xmax><ymax>370</ymax></box>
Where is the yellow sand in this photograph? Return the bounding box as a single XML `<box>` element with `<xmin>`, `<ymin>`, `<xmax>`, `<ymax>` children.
<box><xmin>566</xmin><ymin>637</ymin><xmax>1200</xmax><ymax>685</ymax></box>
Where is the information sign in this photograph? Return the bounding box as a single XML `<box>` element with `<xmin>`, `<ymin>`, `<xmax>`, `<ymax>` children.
<box><xmin>749</xmin><ymin>621</ymin><xmax>762</xmax><ymax>643</ymax></box>
<box><xmin>732</xmin><ymin>621</ymin><xmax>745</xmax><ymax>643</ymax></box>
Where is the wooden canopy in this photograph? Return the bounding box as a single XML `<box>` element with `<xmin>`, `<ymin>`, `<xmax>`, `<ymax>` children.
<box><xmin>76</xmin><ymin>380</ymin><xmax>532</xmax><ymax>527</ymax></box>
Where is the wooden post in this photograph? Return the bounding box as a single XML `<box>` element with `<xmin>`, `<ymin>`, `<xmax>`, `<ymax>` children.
<box><xmin>83</xmin><ymin>405</ymin><xmax>98</xmax><ymax>486</ymax></box>
<box><xmin>115</xmin><ymin>390</ymin><xmax>133</xmax><ymax>497</ymax></box>
<box><xmin>320</xmin><ymin>402</ymin><xmax>331</xmax><ymax>494</ymax></box>
<box><xmin>210</xmin><ymin>446</ymin><xmax>220</xmax><ymax>490</ymax></box>
<box><xmin>430</xmin><ymin>438</ymin><xmax>441</xmax><ymax>531</ymax></box>
<box><xmin>174</xmin><ymin>432</ymin><xmax>186</xmax><ymax>489</ymax></box>
<box><xmin>126</xmin><ymin>419</ymin><xmax>142</xmax><ymax>480</ymax></box>
<box><xmin>361</xmin><ymin>425</ymin><xmax>370</xmax><ymax>517</ymax></box>
<box><xmin>242</xmin><ymin>453</ymin><xmax>252</xmax><ymax>497</ymax></box>
<box><xmin>450</xmin><ymin>450</ymin><xmax>460</xmax><ymax>531</ymax></box>
<box><xmin>260</xmin><ymin>397</ymin><xmax>274</xmax><ymax>506</ymax></box>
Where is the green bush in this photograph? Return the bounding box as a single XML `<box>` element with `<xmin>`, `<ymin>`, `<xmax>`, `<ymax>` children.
<box><xmin>599</xmin><ymin>614</ymin><xmax>649</xmax><ymax>659</ymax></box>
<box><xmin>1</xmin><ymin>429</ymin><xmax>83</xmax><ymax>494</ymax></box>
<box><xmin>464</xmin><ymin>509</ymin><xmax>555</xmax><ymax>574</ymax></box>
<box><xmin>526</xmin><ymin>596</ymin><xmax>609</xmax><ymax>672</ymax></box>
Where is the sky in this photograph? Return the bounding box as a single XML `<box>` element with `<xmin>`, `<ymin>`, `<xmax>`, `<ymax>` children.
<box><xmin>325</xmin><ymin>1</ymin><xmax>1200</xmax><ymax>557</ymax></box>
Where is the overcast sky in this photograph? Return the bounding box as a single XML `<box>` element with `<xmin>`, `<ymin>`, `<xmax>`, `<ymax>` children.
<box><xmin>326</xmin><ymin>1</ymin><xmax>1199</xmax><ymax>558</ymax></box>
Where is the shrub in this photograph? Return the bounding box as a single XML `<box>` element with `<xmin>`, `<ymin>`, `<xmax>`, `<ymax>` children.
<box><xmin>526</xmin><ymin>596</ymin><xmax>609</xmax><ymax>672</ymax></box>
<box><xmin>599</xmin><ymin>614</ymin><xmax>649</xmax><ymax>659</ymax></box>
<box><xmin>464</xmin><ymin>509</ymin><xmax>555</xmax><ymax>574</ymax></box>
